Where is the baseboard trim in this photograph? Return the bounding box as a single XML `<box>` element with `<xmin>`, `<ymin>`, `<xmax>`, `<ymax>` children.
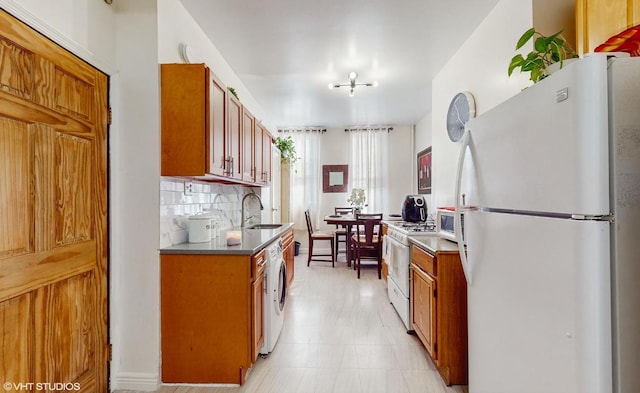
<box><xmin>111</xmin><ymin>372</ymin><xmax>159</xmax><ymax>392</ymax></box>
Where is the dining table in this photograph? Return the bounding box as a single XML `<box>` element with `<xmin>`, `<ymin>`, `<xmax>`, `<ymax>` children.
<box><xmin>324</xmin><ymin>213</ymin><xmax>404</xmax><ymax>266</ymax></box>
<box><xmin>324</xmin><ymin>214</ymin><xmax>358</xmax><ymax>266</ymax></box>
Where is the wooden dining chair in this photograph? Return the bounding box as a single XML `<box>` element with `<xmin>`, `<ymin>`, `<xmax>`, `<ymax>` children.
<box><xmin>351</xmin><ymin>213</ymin><xmax>383</xmax><ymax>279</ymax></box>
<box><xmin>333</xmin><ymin>207</ymin><xmax>354</xmax><ymax>259</ymax></box>
<box><xmin>305</xmin><ymin>209</ymin><xmax>335</xmax><ymax>267</ymax></box>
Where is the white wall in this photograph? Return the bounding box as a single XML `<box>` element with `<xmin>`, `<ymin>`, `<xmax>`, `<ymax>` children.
<box><xmin>111</xmin><ymin>1</ymin><xmax>160</xmax><ymax>390</ymax></box>
<box><xmin>157</xmin><ymin>0</ymin><xmax>272</xmax><ymax>131</ymax></box>
<box><xmin>414</xmin><ymin>113</ymin><xmax>434</xmax><ymax>212</ymax></box>
<box><xmin>315</xmin><ymin>126</ymin><xmax>413</xmax><ymax>231</ymax></box>
<box><xmin>416</xmin><ymin>0</ymin><xmax>533</xmax><ymax>209</ymax></box>
<box><xmin>9</xmin><ymin>0</ymin><xmax>116</xmax><ymax>65</ymax></box>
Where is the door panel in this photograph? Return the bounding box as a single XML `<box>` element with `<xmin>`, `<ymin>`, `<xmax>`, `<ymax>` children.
<box><xmin>0</xmin><ymin>118</ymin><xmax>30</xmax><ymax>258</ymax></box>
<box><xmin>0</xmin><ymin>294</ymin><xmax>33</xmax><ymax>384</ymax></box>
<box><xmin>0</xmin><ymin>36</ymin><xmax>35</xmax><ymax>99</ymax></box>
<box><xmin>0</xmin><ymin>9</ymin><xmax>108</xmax><ymax>392</ymax></box>
<box><xmin>34</xmin><ymin>273</ymin><xmax>95</xmax><ymax>386</ymax></box>
<box><xmin>55</xmin><ymin>133</ymin><xmax>92</xmax><ymax>246</ymax></box>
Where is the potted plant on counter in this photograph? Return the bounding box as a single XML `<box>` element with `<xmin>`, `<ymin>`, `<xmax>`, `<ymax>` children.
<box><xmin>508</xmin><ymin>27</ymin><xmax>578</xmax><ymax>83</ymax></box>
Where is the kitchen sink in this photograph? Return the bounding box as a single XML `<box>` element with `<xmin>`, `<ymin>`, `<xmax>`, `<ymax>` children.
<box><xmin>247</xmin><ymin>224</ymin><xmax>282</xmax><ymax>230</ymax></box>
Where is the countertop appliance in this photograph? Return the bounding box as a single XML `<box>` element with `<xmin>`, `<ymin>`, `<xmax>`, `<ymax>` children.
<box><xmin>455</xmin><ymin>53</ymin><xmax>640</xmax><ymax>393</ymax></box>
<box><xmin>401</xmin><ymin>195</ymin><xmax>427</xmax><ymax>222</ymax></box>
<box><xmin>260</xmin><ymin>238</ymin><xmax>286</xmax><ymax>355</ymax></box>
<box><xmin>435</xmin><ymin>208</ymin><xmax>461</xmax><ymax>243</ymax></box>
<box><xmin>385</xmin><ymin>221</ymin><xmax>437</xmax><ymax>331</ymax></box>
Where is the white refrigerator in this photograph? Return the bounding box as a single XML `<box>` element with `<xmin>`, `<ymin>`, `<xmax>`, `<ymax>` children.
<box><xmin>454</xmin><ymin>53</ymin><xmax>640</xmax><ymax>393</ymax></box>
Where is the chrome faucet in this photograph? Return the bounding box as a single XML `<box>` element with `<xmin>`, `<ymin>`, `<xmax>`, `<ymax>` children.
<box><xmin>241</xmin><ymin>192</ymin><xmax>264</xmax><ymax>227</ymax></box>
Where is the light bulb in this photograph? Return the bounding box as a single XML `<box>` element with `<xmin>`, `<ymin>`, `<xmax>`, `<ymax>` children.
<box><xmin>348</xmin><ymin>71</ymin><xmax>357</xmax><ymax>81</ymax></box>
<box><xmin>349</xmin><ymin>88</ymin><xmax>355</xmax><ymax>97</ymax></box>
<box><xmin>372</xmin><ymin>81</ymin><xmax>379</xmax><ymax>87</ymax></box>
<box><xmin>328</xmin><ymin>83</ymin><xmax>334</xmax><ymax>89</ymax></box>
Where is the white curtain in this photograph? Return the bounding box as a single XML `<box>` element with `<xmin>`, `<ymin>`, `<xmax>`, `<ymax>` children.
<box><xmin>348</xmin><ymin>130</ymin><xmax>390</xmax><ymax>213</ymax></box>
<box><xmin>286</xmin><ymin>131</ymin><xmax>322</xmax><ymax>230</ymax></box>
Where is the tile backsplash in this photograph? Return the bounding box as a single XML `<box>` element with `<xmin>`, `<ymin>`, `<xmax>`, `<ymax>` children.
<box><xmin>160</xmin><ymin>177</ymin><xmax>262</xmax><ymax>248</ymax></box>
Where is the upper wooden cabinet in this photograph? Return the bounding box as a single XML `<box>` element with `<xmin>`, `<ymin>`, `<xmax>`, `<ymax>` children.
<box><xmin>208</xmin><ymin>71</ymin><xmax>227</xmax><ymax>176</ymax></box>
<box><xmin>161</xmin><ymin>64</ymin><xmax>207</xmax><ymax>176</ymax></box>
<box><xmin>256</xmin><ymin>121</ymin><xmax>273</xmax><ymax>185</ymax></box>
<box><xmin>242</xmin><ymin>107</ymin><xmax>255</xmax><ymax>182</ymax></box>
<box><xmin>161</xmin><ymin>63</ymin><xmax>272</xmax><ymax>186</ymax></box>
<box><xmin>227</xmin><ymin>93</ymin><xmax>243</xmax><ymax>180</ymax></box>
<box><xmin>576</xmin><ymin>0</ymin><xmax>640</xmax><ymax>54</ymax></box>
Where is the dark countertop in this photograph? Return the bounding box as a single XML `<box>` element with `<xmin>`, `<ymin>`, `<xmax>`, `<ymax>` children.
<box><xmin>160</xmin><ymin>223</ymin><xmax>294</xmax><ymax>255</ymax></box>
<box><xmin>408</xmin><ymin>234</ymin><xmax>460</xmax><ymax>255</ymax></box>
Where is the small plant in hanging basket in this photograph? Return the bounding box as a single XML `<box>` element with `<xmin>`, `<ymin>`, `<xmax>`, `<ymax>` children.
<box><xmin>508</xmin><ymin>27</ymin><xmax>578</xmax><ymax>83</ymax></box>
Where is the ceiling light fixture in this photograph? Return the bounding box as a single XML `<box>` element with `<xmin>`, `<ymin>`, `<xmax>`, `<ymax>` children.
<box><xmin>328</xmin><ymin>72</ymin><xmax>378</xmax><ymax>97</ymax></box>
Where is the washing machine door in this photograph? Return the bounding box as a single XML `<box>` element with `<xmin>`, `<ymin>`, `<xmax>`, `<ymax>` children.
<box><xmin>275</xmin><ymin>259</ymin><xmax>287</xmax><ymax>315</ymax></box>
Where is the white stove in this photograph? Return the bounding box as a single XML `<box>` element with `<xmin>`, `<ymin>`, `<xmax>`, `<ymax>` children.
<box><xmin>385</xmin><ymin>220</ymin><xmax>437</xmax><ymax>331</ymax></box>
<box><xmin>386</xmin><ymin>221</ymin><xmax>436</xmax><ymax>246</ymax></box>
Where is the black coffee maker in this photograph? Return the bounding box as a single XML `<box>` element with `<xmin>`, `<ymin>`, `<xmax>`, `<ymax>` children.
<box><xmin>401</xmin><ymin>195</ymin><xmax>427</xmax><ymax>222</ymax></box>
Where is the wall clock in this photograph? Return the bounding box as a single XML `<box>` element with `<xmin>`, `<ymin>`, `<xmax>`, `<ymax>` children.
<box><xmin>446</xmin><ymin>91</ymin><xmax>476</xmax><ymax>142</ymax></box>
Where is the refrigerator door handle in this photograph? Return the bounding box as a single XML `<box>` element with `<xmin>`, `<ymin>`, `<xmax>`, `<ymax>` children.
<box><xmin>455</xmin><ymin>130</ymin><xmax>473</xmax><ymax>285</ymax></box>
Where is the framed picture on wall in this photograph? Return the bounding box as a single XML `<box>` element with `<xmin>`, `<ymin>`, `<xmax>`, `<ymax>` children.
<box><xmin>417</xmin><ymin>147</ymin><xmax>432</xmax><ymax>194</ymax></box>
<box><xmin>322</xmin><ymin>164</ymin><xmax>348</xmax><ymax>193</ymax></box>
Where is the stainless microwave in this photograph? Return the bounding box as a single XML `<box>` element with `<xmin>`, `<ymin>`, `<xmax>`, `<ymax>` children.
<box><xmin>436</xmin><ymin>209</ymin><xmax>463</xmax><ymax>243</ymax></box>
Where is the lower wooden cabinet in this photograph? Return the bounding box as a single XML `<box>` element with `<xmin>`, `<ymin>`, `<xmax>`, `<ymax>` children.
<box><xmin>411</xmin><ymin>245</ymin><xmax>468</xmax><ymax>385</ymax></box>
<box><xmin>412</xmin><ymin>263</ymin><xmax>436</xmax><ymax>356</ymax></box>
<box><xmin>282</xmin><ymin>228</ymin><xmax>295</xmax><ymax>287</ymax></box>
<box><xmin>251</xmin><ymin>249</ymin><xmax>266</xmax><ymax>362</ymax></box>
<box><xmin>161</xmin><ymin>251</ymin><xmax>264</xmax><ymax>384</ymax></box>
<box><xmin>381</xmin><ymin>224</ymin><xmax>388</xmax><ymax>282</ymax></box>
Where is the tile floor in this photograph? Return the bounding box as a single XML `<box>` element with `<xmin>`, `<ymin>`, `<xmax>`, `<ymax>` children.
<box><xmin>118</xmin><ymin>253</ymin><xmax>468</xmax><ymax>393</ymax></box>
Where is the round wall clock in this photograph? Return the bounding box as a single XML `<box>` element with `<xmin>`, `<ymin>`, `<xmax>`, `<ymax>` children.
<box><xmin>446</xmin><ymin>91</ymin><xmax>476</xmax><ymax>142</ymax></box>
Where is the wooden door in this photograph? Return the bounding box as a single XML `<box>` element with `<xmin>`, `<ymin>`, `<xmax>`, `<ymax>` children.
<box><xmin>0</xmin><ymin>9</ymin><xmax>108</xmax><ymax>392</ymax></box>
<box><xmin>207</xmin><ymin>71</ymin><xmax>227</xmax><ymax>176</ymax></box>
<box><xmin>227</xmin><ymin>95</ymin><xmax>243</xmax><ymax>179</ymax></box>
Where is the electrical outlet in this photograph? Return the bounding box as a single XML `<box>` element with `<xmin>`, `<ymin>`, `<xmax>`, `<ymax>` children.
<box><xmin>184</xmin><ymin>181</ymin><xmax>193</xmax><ymax>196</ymax></box>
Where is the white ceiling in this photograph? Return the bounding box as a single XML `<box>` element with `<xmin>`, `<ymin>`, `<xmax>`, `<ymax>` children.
<box><xmin>180</xmin><ymin>0</ymin><xmax>499</xmax><ymax>128</ymax></box>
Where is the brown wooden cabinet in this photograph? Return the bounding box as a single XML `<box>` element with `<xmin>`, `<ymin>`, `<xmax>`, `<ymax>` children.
<box><xmin>227</xmin><ymin>93</ymin><xmax>243</xmax><ymax>180</ymax></box>
<box><xmin>251</xmin><ymin>249</ymin><xmax>266</xmax><ymax>362</ymax></box>
<box><xmin>161</xmin><ymin>63</ymin><xmax>271</xmax><ymax>186</ymax></box>
<box><xmin>381</xmin><ymin>224</ymin><xmax>388</xmax><ymax>282</ymax></box>
<box><xmin>255</xmin><ymin>121</ymin><xmax>273</xmax><ymax>184</ymax></box>
<box><xmin>412</xmin><ymin>261</ymin><xmax>436</xmax><ymax>356</ymax></box>
<box><xmin>208</xmin><ymin>71</ymin><xmax>228</xmax><ymax>176</ymax></box>
<box><xmin>411</xmin><ymin>245</ymin><xmax>467</xmax><ymax>385</ymax></box>
<box><xmin>161</xmin><ymin>250</ymin><xmax>266</xmax><ymax>384</ymax></box>
<box><xmin>242</xmin><ymin>107</ymin><xmax>255</xmax><ymax>182</ymax></box>
<box><xmin>281</xmin><ymin>228</ymin><xmax>295</xmax><ymax>287</ymax></box>
<box><xmin>576</xmin><ymin>0</ymin><xmax>640</xmax><ymax>55</ymax></box>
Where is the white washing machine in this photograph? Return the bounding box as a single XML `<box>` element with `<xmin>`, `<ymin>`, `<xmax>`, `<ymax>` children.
<box><xmin>259</xmin><ymin>238</ymin><xmax>287</xmax><ymax>355</ymax></box>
